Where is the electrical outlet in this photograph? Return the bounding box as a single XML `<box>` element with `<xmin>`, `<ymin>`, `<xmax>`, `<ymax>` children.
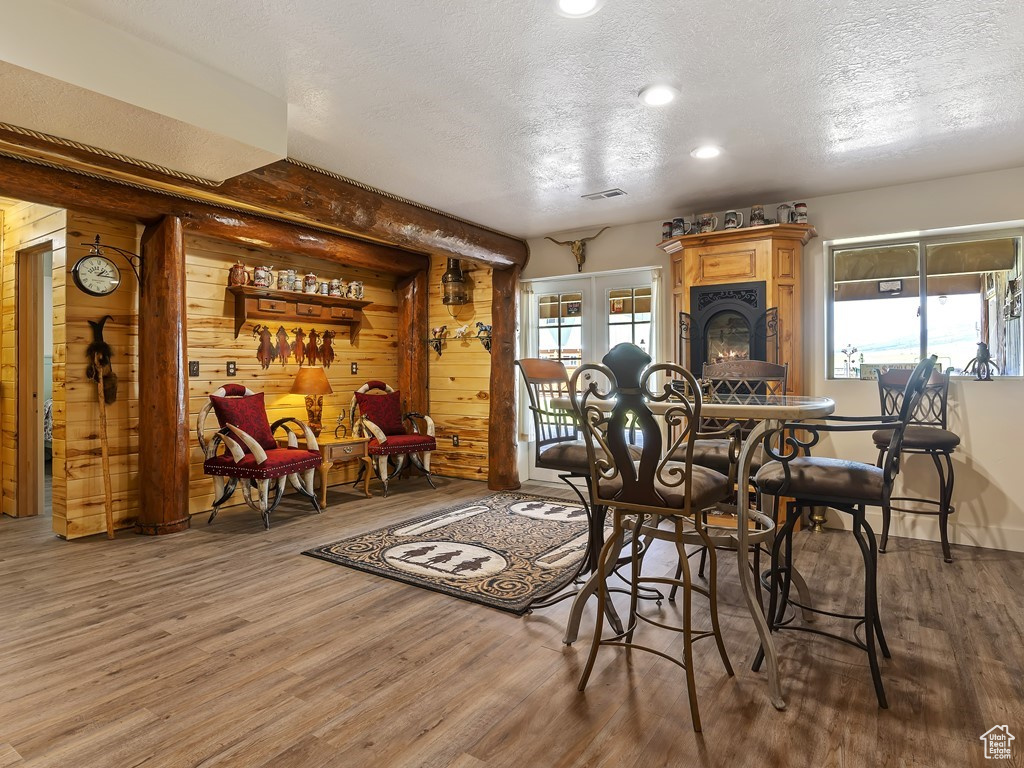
<box><xmin>188</xmin><ymin>361</ymin><xmax>199</xmax><ymax>377</ymax></box>
<box><xmin>351</xmin><ymin>361</ymin><xmax>358</xmax><ymax>374</ymax></box>
<box><xmin>226</xmin><ymin>361</ymin><xmax>237</xmax><ymax>376</ymax></box>
<box><xmin>451</xmin><ymin>435</ymin><xmax>460</xmax><ymax>447</ymax></box>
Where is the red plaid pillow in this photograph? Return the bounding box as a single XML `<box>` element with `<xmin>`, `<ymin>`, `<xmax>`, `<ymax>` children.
<box><xmin>355</xmin><ymin>389</ymin><xmax>405</xmax><ymax>436</ymax></box>
<box><xmin>210</xmin><ymin>392</ymin><xmax>277</xmax><ymax>452</ymax></box>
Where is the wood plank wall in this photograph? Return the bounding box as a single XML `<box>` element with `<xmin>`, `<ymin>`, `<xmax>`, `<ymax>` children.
<box><xmin>1</xmin><ymin>202</ymin><xmax>65</xmax><ymax>522</ymax></box>
<box><xmin>62</xmin><ymin>212</ymin><xmax>141</xmax><ymax>538</ymax></box>
<box><xmin>426</xmin><ymin>258</ymin><xmax>493</xmax><ymax>480</ymax></box>
<box><xmin>184</xmin><ymin>236</ymin><xmax>400</xmax><ymax>516</ymax></box>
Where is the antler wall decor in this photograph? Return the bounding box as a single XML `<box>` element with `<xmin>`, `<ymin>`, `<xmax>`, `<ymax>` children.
<box><xmin>544</xmin><ymin>226</ymin><xmax>610</xmax><ymax>272</ymax></box>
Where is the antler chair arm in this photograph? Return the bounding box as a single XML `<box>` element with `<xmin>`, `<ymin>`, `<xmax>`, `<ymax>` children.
<box><xmin>356</xmin><ymin>416</ymin><xmax>388</xmax><ymax>444</ymax></box>
<box><xmin>204</xmin><ymin>427</ymin><xmax>247</xmax><ymax>462</ymax></box>
<box><xmin>225</xmin><ymin>424</ymin><xmax>268</xmax><ymax>464</ymax></box>
<box><xmin>404</xmin><ymin>412</ymin><xmax>435</xmax><ymax>437</ymax></box>
<box><xmin>271</xmin><ymin>417</ymin><xmax>320</xmax><ymax>452</ymax></box>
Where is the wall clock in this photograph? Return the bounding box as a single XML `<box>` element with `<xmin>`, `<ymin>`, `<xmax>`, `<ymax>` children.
<box><xmin>72</xmin><ymin>253</ymin><xmax>122</xmax><ymax>297</ymax></box>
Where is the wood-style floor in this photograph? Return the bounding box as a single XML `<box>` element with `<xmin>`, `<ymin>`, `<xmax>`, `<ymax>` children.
<box><xmin>1</xmin><ymin>478</ymin><xmax>1022</xmax><ymax>768</ymax></box>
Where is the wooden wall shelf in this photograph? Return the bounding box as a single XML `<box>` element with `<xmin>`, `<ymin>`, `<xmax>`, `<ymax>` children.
<box><xmin>227</xmin><ymin>285</ymin><xmax>372</xmax><ymax>338</ymax></box>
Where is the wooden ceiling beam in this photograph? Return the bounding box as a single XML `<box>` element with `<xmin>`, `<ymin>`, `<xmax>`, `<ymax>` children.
<box><xmin>0</xmin><ymin>153</ymin><xmax>428</xmax><ymax>275</ymax></box>
<box><xmin>0</xmin><ymin>128</ymin><xmax>529</xmax><ymax>269</ymax></box>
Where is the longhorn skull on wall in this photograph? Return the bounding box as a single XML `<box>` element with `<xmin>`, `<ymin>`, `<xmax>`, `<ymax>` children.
<box><xmin>544</xmin><ymin>226</ymin><xmax>610</xmax><ymax>272</ymax></box>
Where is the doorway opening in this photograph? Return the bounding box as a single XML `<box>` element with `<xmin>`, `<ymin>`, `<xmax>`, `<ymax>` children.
<box><xmin>15</xmin><ymin>242</ymin><xmax>54</xmax><ymax>518</ymax></box>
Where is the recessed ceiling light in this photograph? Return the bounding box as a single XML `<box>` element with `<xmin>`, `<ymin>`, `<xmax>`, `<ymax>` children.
<box><xmin>690</xmin><ymin>145</ymin><xmax>722</xmax><ymax>159</ymax></box>
<box><xmin>637</xmin><ymin>84</ymin><xmax>678</xmax><ymax>106</ymax></box>
<box><xmin>555</xmin><ymin>0</ymin><xmax>600</xmax><ymax>17</ymax></box>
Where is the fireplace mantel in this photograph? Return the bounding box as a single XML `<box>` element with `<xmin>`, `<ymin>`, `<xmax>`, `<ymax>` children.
<box><xmin>661</xmin><ymin>224</ymin><xmax>817</xmax><ymax>393</ymax></box>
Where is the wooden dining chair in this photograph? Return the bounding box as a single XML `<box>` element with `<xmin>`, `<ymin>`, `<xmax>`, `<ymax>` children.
<box><xmin>570</xmin><ymin>342</ymin><xmax>734</xmax><ymax>732</ymax></box>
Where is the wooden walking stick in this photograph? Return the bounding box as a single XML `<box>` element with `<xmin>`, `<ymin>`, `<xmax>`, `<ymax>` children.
<box><xmin>86</xmin><ymin>316</ymin><xmax>118</xmax><ymax>539</ymax></box>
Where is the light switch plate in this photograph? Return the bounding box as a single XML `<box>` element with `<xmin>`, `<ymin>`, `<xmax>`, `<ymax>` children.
<box><xmin>226</xmin><ymin>361</ymin><xmax>237</xmax><ymax>376</ymax></box>
<box><xmin>188</xmin><ymin>361</ymin><xmax>199</xmax><ymax>377</ymax></box>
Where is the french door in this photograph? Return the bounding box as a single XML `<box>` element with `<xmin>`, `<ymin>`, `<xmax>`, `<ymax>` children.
<box><xmin>521</xmin><ymin>268</ymin><xmax>658</xmax><ymax>481</ymax></box>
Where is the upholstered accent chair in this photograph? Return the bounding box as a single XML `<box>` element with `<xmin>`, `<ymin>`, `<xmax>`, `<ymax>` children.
<box><xmin>198</xmin><ymin>384</ymin><xmax>322</xmax><ymax>529</ymax></box>
<box><xmin>350</xmin><ymin>380</ymin><xmax>437</xmax><ymax>497</ymax></box>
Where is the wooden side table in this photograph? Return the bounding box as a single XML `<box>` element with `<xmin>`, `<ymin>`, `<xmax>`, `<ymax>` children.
<box><xmin>281</xmin><ymin>435</ymin><xmax>371</xmax><ymax>509</ymax></box>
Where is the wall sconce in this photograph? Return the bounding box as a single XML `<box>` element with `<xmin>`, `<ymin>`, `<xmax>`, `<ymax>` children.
<box><xmin>427</xmin><ymin>325</ymin><xmax>448</xmax><ymax>357</ymax></box>
<box><xmin>475</xmin><ymin>322</ymin><xmax>492</xmax><ymax>353</ymax></box>
<box><xmin>441</xmin><ymin>258</ymin><xmax>470</xmax><ymax>317</ymax></box>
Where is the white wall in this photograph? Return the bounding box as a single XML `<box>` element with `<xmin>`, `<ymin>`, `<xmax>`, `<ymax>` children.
<box><xmin>525</xmin><ymin>165</ymin><xmax>1024</xmax><ymax>553</ymax></box>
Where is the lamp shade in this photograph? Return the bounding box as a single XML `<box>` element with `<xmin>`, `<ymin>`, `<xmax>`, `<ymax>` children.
<box><xmin>290</xmin><ymin>366</ymin><xmax>333</xmax><ymax>395</ymax></box>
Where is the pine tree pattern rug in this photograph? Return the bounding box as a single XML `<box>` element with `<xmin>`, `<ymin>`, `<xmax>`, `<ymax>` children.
<box><xmin>303</xmin><ymin>492</ymin><xmax>590</xmax><ymax>615</ymax></box>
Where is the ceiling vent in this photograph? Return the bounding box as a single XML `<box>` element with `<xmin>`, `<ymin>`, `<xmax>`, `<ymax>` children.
<box><xmin>581</xmin><ymin>188</ymin><xmax>627</xmax><ymax>201</ymax></box>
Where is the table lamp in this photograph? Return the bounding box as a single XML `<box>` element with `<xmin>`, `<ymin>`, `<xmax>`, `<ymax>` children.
<box><xmin>290</xmin><ymin>365</ymin><xmax>333</xmax><ymax>436</ymax></box>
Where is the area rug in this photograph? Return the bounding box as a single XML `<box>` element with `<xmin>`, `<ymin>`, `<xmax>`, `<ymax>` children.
<box><xmin>302</xmin><ymin>492</ymin><xmax>590</xmax><ymax>615</ymax></box>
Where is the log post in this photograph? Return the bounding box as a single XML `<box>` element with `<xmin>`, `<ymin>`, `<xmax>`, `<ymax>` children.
<box><xmin>396</xmin><ymin>269</ymin><xmax>429</xmax><ymax>416</ymax></box>
<box><xmin>488</xmin><ymin>265</ymin><xmax>521</xmax><ymax>490</ymax></box>
<box><xmin>137</xmin><ymin>216</ymin><xmax>191</xmax><ymax>534</ymax></box>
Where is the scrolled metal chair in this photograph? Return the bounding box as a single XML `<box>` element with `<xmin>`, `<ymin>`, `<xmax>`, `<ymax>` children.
<box><xmin>872</xmin><ymin>367</ymin><xmax>959</xmax><ymax>562</ymax></box>
<box><xmin>752</xmin><ymin>355</ymin><xmax>936</xmax><ymax>708</ymax></box>
<box><xmin>571</xmin><ymin>343</ymin><xmax>734</xmax><ymax>733</ymax></box>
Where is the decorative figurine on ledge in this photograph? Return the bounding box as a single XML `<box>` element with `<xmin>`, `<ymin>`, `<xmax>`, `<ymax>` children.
<box><xmin>544</xmin><ymin>226</ymin><xmax>609</xmax><ymax>272</ymax></box>
<box><xmin>428</xmin><ymin>325</ymin><xmax>448</xmax><ymax>357</ymax></box>
<box><xmin>321</xmin><ymin>330</ymin><xmax>336</xmax><ymax>369</ymax></box>
<box><xmin>276</xmin><ymin>326</ymin><xmax>291</xmax><ymax>366</ymax></box>
<box><xmin>253</xmin><ymin>324</ymin><xmax>276</xmax><ymax>369</ymax></box>
<box><xmin>475</xmin><ymin>322</ymin><xmax>493</xmax><ymax>353</ymax></box>
<box><xmin>452</xmin><ymin>324</ymin><xmax>472</xmax><ymax>340</ymax></box>
<box><xmin>964</xmin><ymin>342</ymin><xmax>999</xmax><ymax>381</ymax></box>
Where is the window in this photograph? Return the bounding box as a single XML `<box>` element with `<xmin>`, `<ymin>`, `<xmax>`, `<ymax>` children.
<box><xmin>829</xmin><ymin>233</ymin><xmax>1022</xmax><ymax>378</ymax></box>
<box><xmin>607</xmin><ymin>286</ymin><xmax>652</xmax><ymax>352</ymax></box>
<box><xmin>537</xmin><ymin>292</ymin><xmax>583</xmax><ymax>370</ymax></box>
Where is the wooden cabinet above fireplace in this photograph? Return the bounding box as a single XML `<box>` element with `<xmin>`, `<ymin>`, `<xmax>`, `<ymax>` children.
<box><xmin>658</xmin><ymin>224</ymin><xmax>817</xmax><ymax>393</ymax></box>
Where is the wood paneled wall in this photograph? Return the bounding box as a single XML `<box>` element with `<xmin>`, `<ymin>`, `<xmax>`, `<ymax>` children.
<box><xmin>185</xmin><ymin>236</ymin><xmax>400</xmax><ymax>516</ymax></box>
<box><xmin>1</xmin><ymin>202</ymin><xmax>65</xmax><ymax>521</ymax></box>
<box><xmin>427</xmin><ymin>258</ymin><xmax>493</xmax><ymax>480</ymax></box>
<box><xmin>61</xmin><ymin>212</ymin><xmax>141</xmax><ymax>538</ymax></box>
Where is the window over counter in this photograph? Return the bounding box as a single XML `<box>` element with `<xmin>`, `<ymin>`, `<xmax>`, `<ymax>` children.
<box><xmin>829</xmin><ymin>232</ymin><xmax>1022</xmax><ymax>378</ymax></box>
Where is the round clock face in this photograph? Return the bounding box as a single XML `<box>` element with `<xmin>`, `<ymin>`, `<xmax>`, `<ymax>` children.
<box><xmin>72</xmin><ymin>255</ymin><xmax>121</xmax><ymax>297</ymax></box>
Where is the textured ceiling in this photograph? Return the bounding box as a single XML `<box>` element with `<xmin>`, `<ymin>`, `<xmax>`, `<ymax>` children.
<box><xmin>48</xmin><ymin>0</ymin><xmax>1024</xmax><ymax>238</ymax></box>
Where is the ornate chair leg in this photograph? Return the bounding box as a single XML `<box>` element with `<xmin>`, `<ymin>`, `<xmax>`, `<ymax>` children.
<box><xmin>935</xmin><ymin>451</ymin><xmax>955</xmax><ymax>563</ymax></box>
<box><xmin>698</xmin><ymin>521</ymin><xmax>734</xmax><ymax>677</ymax></box>
<box><xmin>851</xmin><ymin>510</ymin><xmax>888</xmax><ymax>708</ymax></box>
<box><xmin>409</xmin><ymin>453</ymin><xmax>437</xmax><ymax>489</ymax></box>
<box><xmin>578</xmin><ymin>512</ymin><xmax>624</xmax><ymax>691</ymax></box>
<box><xmin>672</xmin><ymin>518</ymin><xmax>702</xmax><ymax>732</ymax></box>
<box><xmin>375</xmin><ymin>455</ymin><xmax>390</xmax><ymax>497</ymax></box>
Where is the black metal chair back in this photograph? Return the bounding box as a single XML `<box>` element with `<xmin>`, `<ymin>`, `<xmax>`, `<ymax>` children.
<box><xmin>702</xmin><ymin>360</ymin><xmax>788</xmax><ymax>435</ymax></box>
<box><xmin>877</xmin><ymin>367</ymin><xmax>950</xmax><ymax>428</ymax></box>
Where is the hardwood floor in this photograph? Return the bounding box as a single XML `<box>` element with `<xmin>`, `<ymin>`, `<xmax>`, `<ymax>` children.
<box><xmin>1</xmin><ymin>478</ymin><xmax>1021</xmax><ymax>768</ymax></box>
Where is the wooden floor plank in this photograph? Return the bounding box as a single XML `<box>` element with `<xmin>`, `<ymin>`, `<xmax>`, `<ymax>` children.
<box><xmin>0</xmin><ymin>478</ymin><xmax>1021</xmax><ymax>767</ymax></box>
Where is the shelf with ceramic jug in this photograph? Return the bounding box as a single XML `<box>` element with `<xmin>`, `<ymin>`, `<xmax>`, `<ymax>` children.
<box><xmin>227</xmin><ymin>285</ymin><xmax>373</xmax><ymax>338</ymax></box>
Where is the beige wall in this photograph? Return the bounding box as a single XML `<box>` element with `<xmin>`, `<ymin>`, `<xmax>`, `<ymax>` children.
<box><xmin>525</xmin><ymin>165</ymin><xmax>1024</xmax><ymax>553</ymax></box>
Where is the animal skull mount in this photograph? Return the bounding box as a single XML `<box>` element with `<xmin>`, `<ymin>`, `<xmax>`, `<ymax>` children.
<box><xmin>544</xmin><ymin>227</ymin><xmax>610</xmax><ymax>272</ymax></box>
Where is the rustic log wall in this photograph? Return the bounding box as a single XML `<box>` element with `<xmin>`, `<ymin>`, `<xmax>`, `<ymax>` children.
<box><xmin>426</xmin><ymin>257</ymin><xmax>493</xmax><ymax>480</ymax></box>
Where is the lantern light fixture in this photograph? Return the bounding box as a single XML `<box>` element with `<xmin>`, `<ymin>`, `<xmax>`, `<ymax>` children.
<box><xmin>441</xmin><ymin>258</ymin><xmax>470</xmax><ymax>316</ymax></box>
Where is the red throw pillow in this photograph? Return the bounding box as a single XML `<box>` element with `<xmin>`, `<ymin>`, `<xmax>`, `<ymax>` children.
<box><xmin>210</xmin><ymin>392</ymin><xmax>277</xmax><ymax>452</ymax></box>
<box><xmin>355</xmin><ymin>389</ymin><xmax>405</xmax><ymax>436</ymax></box>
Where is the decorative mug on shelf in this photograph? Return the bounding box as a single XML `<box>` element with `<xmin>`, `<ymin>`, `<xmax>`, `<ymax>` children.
<box><xmin>319</xmin><ymin>282</ymin><xmax>330</xmax><ymax>295</ymax></box>
<box><xmin>663</xmin><ymin>221</ymin><xmax>675</xmax><ymax>240</ymax></box>
<box><xmin>303</xmin><ymin>272</ymin><xmax>318</xmax><ymax>294</ymax></box>
<box><xmin>698</xmin><ymin>212</ymin><xmax>718</xmax><ymax>233</ymax></box>
<box><xmin>284</xmin><ymin>269</ymin><xmax>297</xmax><ymax>291</ymax></box>
<box><xmin>228</xmin><ymin>260</ymin><xmax>250</xmax><ymax>286</ymax></box>
<box><xmin>347</xmin><ymin>280</ymin><xmax>364</xmax><ymax>299</ymax></box>
<box><xmin>724</xmin><ymin>210</ymin><xmax>744</xmax><ymax>229</ymax></box>
<box><xmin>252</xmin><ymin>265</ymin><xmax>274</xmax><ymax>288</ymax></box>
<box><xmin>776</xmin><ymin>203</ymin><xmax>793</xmax><ymax>224</ymax></box>
<box><xmin>793</xmin><ymin>202</ymin><xmax>808</xmax><ymax>223</ymax></box>
<box><xmin>749</xmin><ymin>204</ymin><xmax>766</xmax><ymax>226</ymax></box>
<box><xmin>329</xmin><ymin>278</ymin><xmax>344</xmax><ymax>297</ymax></box>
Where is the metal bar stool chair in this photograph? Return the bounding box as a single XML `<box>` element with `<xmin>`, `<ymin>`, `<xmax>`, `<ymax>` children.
<box><xmin>872</xmin><ymin>367</ymin><xmax>960</xmax><ymax>562</ymax></box>
<box><xmin>571</xmin><ymin>343</ymin><xmax>734</xmax><ymax>732</ymax></box>
<box><xmin>752</xmin><ymin>355</ymin><xmax>936</xmax><ymax>708</ymax></box>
